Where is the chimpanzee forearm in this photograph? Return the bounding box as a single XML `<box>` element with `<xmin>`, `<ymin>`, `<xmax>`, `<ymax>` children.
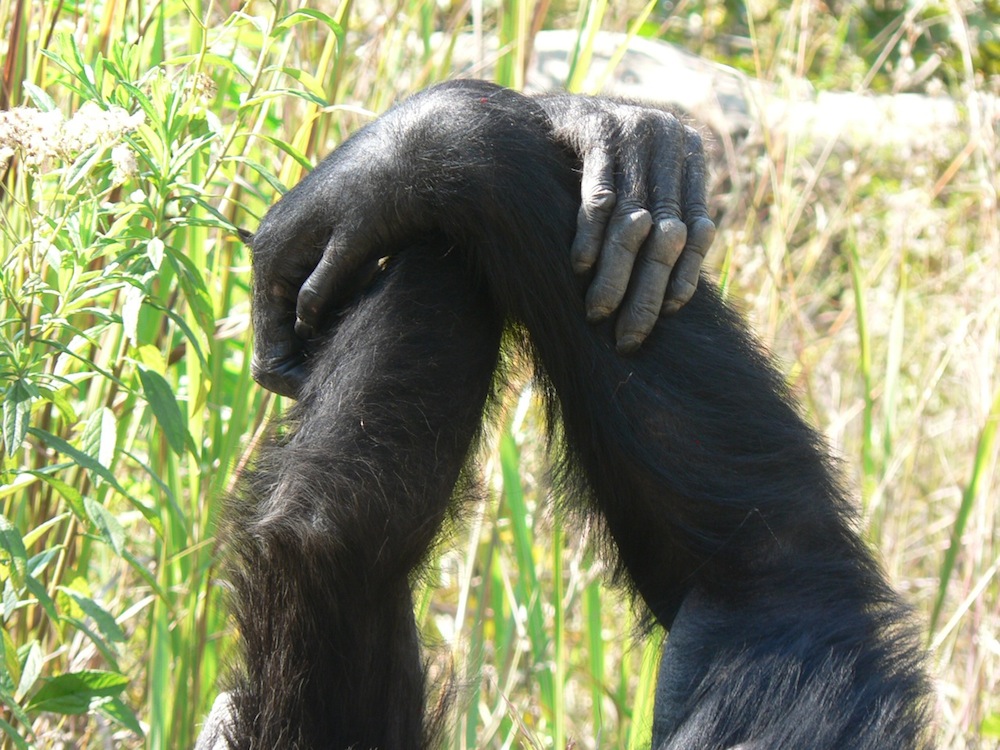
<box><xmin>415</xmin><ymin>85</ymin><xmax>933</xmax><ymax>747</ymax></box>
<box><xmin>224</xmin><ymin>243</ymin><xmax>502</xmax><ymax>749</ymax></box>
<box><xmin>384</xmin><ymin>85</ymin><xmax>932</xmax><ymax>746</ymax></box>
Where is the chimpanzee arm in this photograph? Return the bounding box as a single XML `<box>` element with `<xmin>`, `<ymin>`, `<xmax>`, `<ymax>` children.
<box><xmin>345</xmin><ymin>82</ymin><xmax>930</xmax><ymax>748</ymax></box>
<box><xmin>249</xmin><ymin>83</ymin><xmax>715</xmax><ymax>399</ymax></box>
<box><xmin>534</xmin><ymin>95</ymin><xmax>716</xmax><ymax>349</ymax></box>
<box><xmin>235</xmin><ymin>80</ymin><xmax>931</xmax><ymax>748</ymax></box>
<box><xmin>224</xmin><ymin>242</ymin><xmax>502</xmax><ymax>749</ymax></box>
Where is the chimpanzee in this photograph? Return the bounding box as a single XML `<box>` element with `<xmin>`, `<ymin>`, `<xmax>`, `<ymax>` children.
<box><xmin>200</xmin><ymin>81</ymin><xmax>932</xmax><ymax>749</ymax></box>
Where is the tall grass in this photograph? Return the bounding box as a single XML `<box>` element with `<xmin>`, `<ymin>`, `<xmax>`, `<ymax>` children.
<box><xmin>0</xmin><ymin>1</ymin><xmax>996</xmax><ymax>748</ymax></box>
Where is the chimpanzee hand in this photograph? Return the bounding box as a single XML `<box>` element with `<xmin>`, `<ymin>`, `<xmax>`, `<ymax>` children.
<box><xmin>249</xmin><ymin>83</ymin><xmax>715</xmax><ymax>399</ymax></box>
<box><xmin>536</xmin><ymin>95</ymin><xmax>716</xmax><ymax>352</ymax></box>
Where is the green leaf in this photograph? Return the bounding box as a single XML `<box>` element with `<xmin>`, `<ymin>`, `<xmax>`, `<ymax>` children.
<box><xmin>220</xmin><ymin>155</ymin><xmax>287</xmax><ymax>196</ymax></box>
<box><xmin>118</xmin><ymin>82</ymin><xmax>157</xmax><ymax>129</ymax></box>
<box><xmin>1</xmin><ymin>585</ymin><xmax>17</xmax><ymax>623</ymax></box>
<box><xmin>0</xmin><ymin>515</ymin><xmax>28</xmax><ymax>581</ymax></box>
<box><xmin>240</xmin><ymin>86</ymin><xmax>329</xmax><ymax>115</ymax></box>
<box><xmin>134</xmin><ymin>345</ymin><xmax>167</xmax><ymax>374</ymax></box>
<box><xmin>22</xmin><ymin>513</ymin><xmax>68</xmax><ymax>550</ymax></box>
<box><xmin>2</xmin><ymin>381</ymin><xmax>33</xmax><ymax>454</ymax></box>
<box><xmin>2</xmin><ymin>628</ymin><xmax>20</xmax><ymax>688</ymax></box>
<box><xmin>84</xmin><ymin>498</ymin><xmax>127</xmax><ymax>555</ymax></box>
<box><xmin>28</xmin><ymin>428</ymin><xmax>126</xmax><ymax>496</ymax></box>
<box><xmin>81</xmin><ymin>408</ymin><xmax>117</xmax><ymax>469</ymax></box>
<box><xmin>166</xmin><ymin>250</ymin><xmax>216</xmax><ymax>340</ymax></box>
<box><xmin>273</xmin><ymin>8</ymin><xmax>344</xmax><ymax>38</ymax></box>
<box><xmin>26</xmin><ymin>548</ymin><xmax>60</xmax><ymax>578</ymax></box>
<box><xmin>245</xmin><ymin>132</ymin><xmax>313</xmax><ymax>172</ymax></box>
<box><xmin>97</xmin><ymin>696</ymin><xmax>144</xmax><ymax>736</ymax></box>
<box><xmin>982</xmin><ymin>713</ymin><xmax>1000</xmax><ymax>738</ymax></box>
<box><xmin>274</xmin><ymin>66</ymin><xmax>329</xmax><ymax>100</ymax></box>
<box><xmin>930</xmin><ymin>385</ymin><xmax>1000</xmax><ymax>633</ymax></box>
<box><xmin>30</xmin><ymin>473</ymin><xmax>86</xmax><ymax>519</ymax></box>
<box><xmin>122</xmin><ymin>284</ymin><xmax>144</xmax><ymax>344</ymax></box>
<box><xmin>146</xmin><ymin>237</ymin><xmax>164</xmax><ymax>270</ymax></box>
<box><xmin>25</xmin><ymin>429</ymin><xmax>160</xmax><ymax>535</ymax></box>
<box><xmin>22</xmin><ymin>82</ymin><xmax>57</xmax><ymax>111</ymax></box>
<box><xmin>25</xmin><ymin>670</ymin><xmax>128</xmax><ymax>715</ymax></box>
<box><xmin>60</xmin><ymin>588</ymin><xmax>126</xmax><ymax>644</ymax></box>
<box><xmin>15</xmin><ymin>642</ymin><xmax>42</xmax><ymax>702</ymax></box>
<box><xmin>65</xmin><ymin>144</ymin><xmax>105</xmax><ymax>189</ymax></box>
<box><xmin>233</xmin><ymin>11</ymin><xmax>269</xmax><ymax>36</ymax></box>
<box><xmin>23</xmin><ymin>575</ymin><xmax>59</xmax><ymax>623</ymax></box>
<box><xmin>138</xmin><ymin>368</ymin><xmax>191</xmax><ymax>456</ymax></box>
<box><xmin>0</xmin><ymin>716</ymin><xmax>30</xmax><ymax>749</ymax></box>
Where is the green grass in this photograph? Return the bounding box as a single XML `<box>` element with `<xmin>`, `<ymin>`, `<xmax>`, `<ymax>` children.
<box><xmin>0</xmin><ymin>1</ymin><xmax>997</xmax><ymax>748</ymax></box>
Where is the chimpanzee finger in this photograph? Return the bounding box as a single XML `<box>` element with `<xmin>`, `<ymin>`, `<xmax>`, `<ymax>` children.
<box><xmin>295</xmin><ymin>230</ymin><xmax>372</xmax><ymax>339</ymax></box>
<box><xmin>243</xmin><ymin>229</ymin><xmax>310</xmax><ymax>398</ymax></box>
<box><xmin>614</xmin><ymin>218</ymin><xmax>687</xmax><ymax>352</ymax></box>
<box><xmin>251</xmin><ymin>295</ymin><xmax>307</xmax><ymax>399</ymax></box>
<box><xmin>614</xmin><ymin>114</ymin><xmax>689</xmax><ymax>351</ymax></box>
<box><xmin>662</xmin><ymin>127</ymin><xmax>716</xmax><ymax>314</ymax></box>
<box><xmin>584</xmin><ymin>129</ymin><xmax>655</xmax><ymax>322</ymax></box>
<box><xmin>571</xmin><ymin>146</ymin><xmax>617</xmax><ymax>274</ymax></box>
<box><xmin>585</xmin><ymin>208</ymin><xmax>653</xmax><ymax>323</ymax></box>
<box><xmin>664</xmin><ymin>246</ymin><xmax>705</xmax><ymax>313</ymax></box>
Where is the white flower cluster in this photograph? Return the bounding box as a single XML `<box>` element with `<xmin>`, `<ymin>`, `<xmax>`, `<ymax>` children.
<box><xmin>111</xmin><ymin>143</ymin><xmax>139</xmax><ymax>185</ymax></box>
<box><xmin>0</xmin><ymin>101</ymin><xmax>144</xmax><ymax>177</ymax></box>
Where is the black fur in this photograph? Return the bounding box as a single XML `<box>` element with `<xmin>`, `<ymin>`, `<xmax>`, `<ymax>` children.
<box><xmin>224</xmin><ymin>242</ymin><xmax>501</xmax><ymax>749</ymax></box>
<box><xmin>218</xmin><ymin>81</ymin><xmax>932</xmax><ymax>749</ymax></box>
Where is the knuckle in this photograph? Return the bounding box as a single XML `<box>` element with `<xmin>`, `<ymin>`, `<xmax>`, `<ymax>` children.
<box><xmin>657</xmin><ymin>217</ymin><xmax>688</xmax><ymax>248</ymax></box>
<box><xmin>627</xmin><ymin>113</ymin><xmax>658</xmax><ymax>139</ymax></box>
<box><xmin>684</xmin><ymin>126</ymin><xmax>705</xmax><ymax>154</ymax></box>
<box><xmin>687</xmin><ymin>217</ymin><xmax>717</xmax><ymax>254</ymax></box>
<box><xmin>661</xmin><ymin>191</ymin><xmax>685</xmax><ymax>212</ymax></box>
<box><xmin>593</xmin><ymin>110</ymin><xmax>619</xmax><ymax>138</ymax></box>
<box><xmin>617</xmin><ymin>206</ymin><xmax>652</xmax><ymax>230</ymax></box>
<box><xmin>251</xmin><ymin>352</ymin><xmax>303</xmax><ymax>398</ymax></box>
<box><xmin>644</xmin><ymin>229</ymin><xmax>686</xmax><ymax>267</ymax></box>
<box><xmin>250</xmin><ymin>355</ymin><xmax>268</xmax><ymax>381</ymax></box>
<box><xmin>578</xmin><ymin>108</ymin><xmax>616</xmax><ymax>132</ymax></box>
<box><xmin>608</xmin><ymin>209</ymin><xmax>653</xmax><ymax>252</ymax></box>
<box><xmin>627</xmin><ymin>106</ymin><xmax>679</xmax><ymax>132</ymax></box>
<box><xmin>615</xmin><ymin>307</ymin><xmax>657</xmax><ymax>352</ymax></box>
<box><xmin>643</xmin><ymin>110</ymin><xmax>684</xmax><ymax>145</ymax></box>
<box><xmin>582</xmin><ymin>187</ymin><xmax>616</xmax><ymax>217</ymax></box>
<box><xmin>266</xmin><ymin>279</ymin><xmax>296</xmax><ymax>303</ymax></box>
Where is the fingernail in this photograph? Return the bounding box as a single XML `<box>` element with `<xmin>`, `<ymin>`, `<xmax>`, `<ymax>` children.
<box><xmin>294</xmin><ymin>318</ymin><xmax>315</xmax><ymax>339</ymax></box>
<box><xmin>617</xmin><ymin>335</ymin><xmax>641</xmax><ymax>354</ymax></box>
<box><xmin>662</xmin><ymin>300</ymin><xmax>681</xmax><ymax>315</ymax></box>
<box><xmin>587</xmin><ymin>306</ymin><xmax>612</xmax><ymax>323</ymax></box>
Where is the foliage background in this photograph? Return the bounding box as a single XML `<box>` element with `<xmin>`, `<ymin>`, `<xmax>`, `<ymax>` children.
<box><xmin>0</xmin><ymin>0</ymin><xmax>996</xmax><ymax>748</ymax></box>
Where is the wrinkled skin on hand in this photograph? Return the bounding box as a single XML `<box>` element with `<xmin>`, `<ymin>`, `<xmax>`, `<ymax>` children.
<box><xmin>536</xmin><ymin>95</ymin><xmax>715</xmax><ymax>350</ymax></box>
<box><xmin>248</xmin><ymin>82</ymin><xmax>715</xmax><ymax>399</ymax></box>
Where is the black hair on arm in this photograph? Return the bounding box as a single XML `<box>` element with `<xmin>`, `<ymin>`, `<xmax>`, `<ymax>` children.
<box><xmin>212</xmin><ymin>80</ymin><xmax>932</xmax><ymax>749</ymax></box>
